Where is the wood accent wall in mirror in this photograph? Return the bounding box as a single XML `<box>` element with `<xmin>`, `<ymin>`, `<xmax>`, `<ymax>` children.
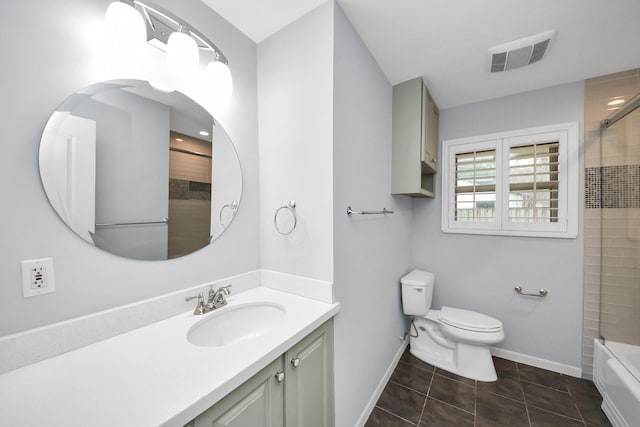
<box><xmin>39</xmin><ymin>79</ymin><xmax>242</xmax><ymax>260</ymax></box>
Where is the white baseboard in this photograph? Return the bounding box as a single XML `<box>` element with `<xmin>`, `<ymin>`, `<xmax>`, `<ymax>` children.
<box><xmin>491</xmin><ymin>347</ymin><xmax>582</xmax><ymax>378</ymax></box>
<box><xmin>355</xmin><ymin>338</ymin><xmax>409</xmax><ymax>427</ymax></box>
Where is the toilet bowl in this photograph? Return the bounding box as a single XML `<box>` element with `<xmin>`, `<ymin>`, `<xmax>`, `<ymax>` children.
<box><xmin>401</xmin><ymin>269</ymin><xmax>504</xmax><ymax>382</ymax></box>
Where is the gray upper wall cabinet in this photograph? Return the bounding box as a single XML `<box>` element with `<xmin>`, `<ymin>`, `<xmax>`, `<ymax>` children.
<box><xmin>392</xmin><ymin>77</ymin><xmax>439</xmax><ymax>197</ymax></box>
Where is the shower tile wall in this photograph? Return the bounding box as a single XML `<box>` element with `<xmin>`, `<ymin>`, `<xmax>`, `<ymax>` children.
<box><xmin>583</xmin><ymin>69</ymin><xmax>640</xmax><ymax>379</ymax></box>
<box><xmin>168</xmin><ymin>132</ymin><xmax>213</xmax><ymax>259</ymax></box>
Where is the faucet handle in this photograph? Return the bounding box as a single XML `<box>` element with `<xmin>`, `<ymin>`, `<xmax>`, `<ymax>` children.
<box><xmin>185</xmin><ymin>293</ymin><xmax>202</xmax><ymax>302</ymax></box>
<box><xmin>220</xmin><ymin>284</ymin><xmax>232</xmax><ymax>295</ymax></box>
<box><xmin>185</xmin><ymin>293</ymin><xmax>206</xmax><ymax>315</ymax></box>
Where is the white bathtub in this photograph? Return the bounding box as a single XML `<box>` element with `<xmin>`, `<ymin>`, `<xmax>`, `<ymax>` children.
<box><xmin>593</xmin><ymin>339</ymin><xmax>640</xmax><ymax>427</ymax></box>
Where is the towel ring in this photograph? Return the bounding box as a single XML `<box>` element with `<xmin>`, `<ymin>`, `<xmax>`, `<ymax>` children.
<box><xmin>274</xmin><ymin>201</ymin><xmax>297</xmax><ymax>235</ymax></box>
<box><xmin>219</xmin><ymin>201</ymin><xmax>238</xmax><ymax>228</ymax></box>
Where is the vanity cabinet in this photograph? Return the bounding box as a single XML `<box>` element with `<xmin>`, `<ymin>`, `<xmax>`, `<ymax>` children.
<box><xmin>285</xmin><ymin>319</ymin><xmax>334</xmax><ymax>427</ymax></box>
<box><xmin>188</xmin><ymin>319</ymin><xmax>334</xmax><ymax>427</ymax></box>
<box><xmin>392</xmin><ymin>77</ymin><xmax>439</xmax><ymax>197</ymax></box>
<box><xmin>190</xmin><ymin>357</ymin><xmax>285</xmax><ymax>427</ymax></box>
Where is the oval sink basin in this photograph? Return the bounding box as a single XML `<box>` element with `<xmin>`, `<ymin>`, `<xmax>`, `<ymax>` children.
<box><xmin>187</xmin><ymin>302</ymin><xmax>286</xmax><ymax>347</ymax></box>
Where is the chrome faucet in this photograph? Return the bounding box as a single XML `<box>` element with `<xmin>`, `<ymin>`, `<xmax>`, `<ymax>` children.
<box><xmin>208</xmin><ymin>284</ymin><xmax>232</xmax><ymax>309</ymax></box>
<box><xmin>185</xmin><ymin>285</ymin><xmax>232</xmax><ymax>315</ymax></box>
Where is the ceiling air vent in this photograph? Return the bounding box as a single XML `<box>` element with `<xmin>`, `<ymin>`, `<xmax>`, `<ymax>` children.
<box><xmin>489</xmin><ymin>30</ymin><xmax>556</xmax><ymax>72</ymax></box>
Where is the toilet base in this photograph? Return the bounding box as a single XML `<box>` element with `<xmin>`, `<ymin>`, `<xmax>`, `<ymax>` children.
<box><xmin>409</xmin><ymin>318</ymin><xmax>498</xmax><ymax>382</ymax></box>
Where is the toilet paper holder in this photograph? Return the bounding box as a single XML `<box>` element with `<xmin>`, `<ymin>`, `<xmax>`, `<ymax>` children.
<box><xmin>514</xmin><ymin>286</ymin><xmax>548</xmax><ymax>298</ymax></box>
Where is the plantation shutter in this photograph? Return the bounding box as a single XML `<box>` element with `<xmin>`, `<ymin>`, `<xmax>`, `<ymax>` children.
<box><xmin>454</xmin><ymin>150</ymin><xmax>497</xmax><ymax>222</ymax></box>
<box><xmin>508</xmin><ymin>142</ymin><xmax>559</xmax><ymax>223</ymax></box>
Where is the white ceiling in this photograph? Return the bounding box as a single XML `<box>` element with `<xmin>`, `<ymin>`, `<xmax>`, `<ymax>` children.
<box><xmin>201</xmin><ymin>0</ymin><xmax>640</xmax><ymax>109</ymax></box>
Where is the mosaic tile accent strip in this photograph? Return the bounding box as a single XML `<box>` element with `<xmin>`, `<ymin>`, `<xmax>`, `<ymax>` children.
<box><xmin>585</xmin><ymin>168</ymin><xmax>601</xmax><ymax>209</ymax></box>
<box><xmin>169</xmin><ymin>178</ymin><xmax>189</xmax><ymax>200</ymax></box>
<box><xmin>585</xmin><ymin>165</ymin><xmax>640</xmax><ymax>208</ymax></box>
<box><xmin>169</xmin><ymin>179</ymin><xmax>211</xmax><ymax>200</ymax></box>
<box><xmin>188</xmin><ymin>181</ymin><xmax>212</xmax><ymax>200</ymax></box>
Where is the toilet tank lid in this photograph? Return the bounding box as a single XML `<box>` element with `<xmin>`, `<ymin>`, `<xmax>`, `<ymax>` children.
<box><xmin>401</xmin><ymin>269</ymin><xmax>434</xmax><ymax>286</ymax></box>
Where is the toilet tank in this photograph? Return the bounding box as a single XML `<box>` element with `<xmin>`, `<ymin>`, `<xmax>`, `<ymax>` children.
<box><xmin>401</xmin><ymin>269</ymin><xmax>434</xmax><ymax>316</ymax></box>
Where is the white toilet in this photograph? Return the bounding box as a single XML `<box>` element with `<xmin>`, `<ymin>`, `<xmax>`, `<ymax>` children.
<box><xmin>401</xmin><ymin>269</ymin><xmax>504</xmax><ymax>382</ymax></box>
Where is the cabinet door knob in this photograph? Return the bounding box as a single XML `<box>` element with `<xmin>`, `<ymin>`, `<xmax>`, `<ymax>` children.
<box><xmin>275</xmin><ymin>371</ymin><xmax>285</xmax><ymax>382</ymax></box>
<box><xmin>290</xmin><ymin>357</ymin><xmax>300</xmax><ymax>368</ymax></box>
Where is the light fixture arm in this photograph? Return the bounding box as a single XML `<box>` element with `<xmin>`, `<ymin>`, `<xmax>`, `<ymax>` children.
<box><xmin>118</xmin><ymin>0</ymin><xmax>228</xmax><ymax>65</ymax></box>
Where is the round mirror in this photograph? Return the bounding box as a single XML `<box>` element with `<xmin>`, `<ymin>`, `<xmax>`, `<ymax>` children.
<box><xmin>39</xmin><ymin>79</ymin><xmax>242</xmax><ymax>260</ymax></box>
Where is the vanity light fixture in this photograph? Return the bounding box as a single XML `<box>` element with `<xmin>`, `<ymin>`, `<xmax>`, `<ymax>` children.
<box><xmin>104</xmin><ymin>1</ymin><xmax>146</xmax><ymax>49</ymax></box>
<box><xmin>104</xmin><ymin>0</ymin><xmax>233</xmax><ymax>107</ymax></box>
<box><xmin>148</xmin><ymin>81</ymin><xmax>175</xmax><ymax>93</ymax></box>
<box><xmin>205</xmin><ymin>56</ymin><xmax>233</xmax><ymax>109</ymax></box>
<box><xmin>166</xmin><ymin>30</ymin><xmax>199</xmax><ymax>79</ymax></box>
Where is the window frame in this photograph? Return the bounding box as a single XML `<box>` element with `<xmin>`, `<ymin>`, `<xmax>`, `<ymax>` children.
<box><xmin>446</xmin><ymin>138</ymin><xmax>503</xmax><ymax>233</ymax></box>
<box><xmin>441</xmin><ymin>122</ymin><xmax>579</xmax><ymax>239</ymax></box>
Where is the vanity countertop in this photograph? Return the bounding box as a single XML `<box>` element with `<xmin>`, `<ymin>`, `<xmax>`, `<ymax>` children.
<box><xmin>0</xmin><ymin>286</ymin><xmax>340</xmax><ymax>426</ymax></box>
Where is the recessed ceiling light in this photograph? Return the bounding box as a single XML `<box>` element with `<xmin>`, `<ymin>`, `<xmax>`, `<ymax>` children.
<box><xmin>607</xmin><ymin>98</ymin><xmax>625</xmax><ymax>106</ymax></box>
<box><xmin>199</xmin><ymin>130</ymin><xmax>210</xmax><ymax>136</ymax></box>
<box><xmin>175</xmin><ymin>138</ymin><xmax>184</xmax><ymax>142</ymax></box>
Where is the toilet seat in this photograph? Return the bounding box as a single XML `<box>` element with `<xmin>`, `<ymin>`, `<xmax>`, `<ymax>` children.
<box><xmin>438</xmin><ymin>307</ymin><xmax>503</xmax><ymax>333</ymax></box>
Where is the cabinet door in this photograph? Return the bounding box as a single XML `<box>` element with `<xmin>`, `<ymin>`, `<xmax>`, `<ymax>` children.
<box><xmin>420</xmin><ymin>83</ymin><xmax>430</xmax><ymax>167</ymax></box>
<box><xmin>426</xmin><ymin>91</ymin><xmax>439</xmax><ymax>171</ymax></box>
<box><xmin>421</xmin><ymin>84</ymin><xmax>439</xmax><ymax>172</ymax></box>
<box><xmin>191</xmin><ymin>358</ymin><xmax>284</xmax><ymax>427</ymax></box>
<box><xmin>285</xmin><ymin>319</ymin><xmax>334</xmax><ymax>427</ymax></box>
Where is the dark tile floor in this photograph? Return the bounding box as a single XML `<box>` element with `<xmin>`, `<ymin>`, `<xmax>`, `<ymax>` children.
<box><xmin>366</xmin><ymin>348</ymin><xmax>612</xmax><ymax>427</ymax></box>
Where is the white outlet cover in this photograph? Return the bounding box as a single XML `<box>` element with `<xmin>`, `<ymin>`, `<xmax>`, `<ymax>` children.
<box><xmin>21</xmin><ymin>258</ymin><xmax>55</xmax><ymax>298</ymax></box>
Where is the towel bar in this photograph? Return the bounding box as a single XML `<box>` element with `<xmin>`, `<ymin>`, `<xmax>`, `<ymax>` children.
<box><xmin>514</xmin><ymin>286</ymin><xmax>548</xmax><ymax>298</ymax></box>
<box><xmin>346</xmin><ymin>206</ymin><xmax>394</xmax><ymax>215</ymax></box>
<box><xmin>95</xmin><ymin>218</ymin><xmax>168</xmax><ymax>227</ymax></box>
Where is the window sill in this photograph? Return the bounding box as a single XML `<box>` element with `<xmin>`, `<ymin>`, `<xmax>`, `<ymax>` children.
<box><xmin>442</xmin><ymin>227</ymin><xmax>577</xmax><ymax>239</ymax></box>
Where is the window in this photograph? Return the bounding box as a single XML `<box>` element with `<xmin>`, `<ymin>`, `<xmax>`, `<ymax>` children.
<box><xmin>442</xmin><ymin>122</ymin><xmax>579</xmax><ymax>238</ymax></box>
<box><xmin>507</xmin><ymin>141</ymin><xmax>559</xmax><ymax>224</ymax></box>
<box><xmin>455</xmin><ymin>149</ymin><xmax>497</xmax><ymax>222</ymax></box>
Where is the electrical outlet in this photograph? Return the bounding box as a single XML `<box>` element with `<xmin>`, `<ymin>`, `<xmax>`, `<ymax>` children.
<box><xmin>21</xmin><ymin>258</ymin><xmax>55</xmax><ymax>298</ymax></box>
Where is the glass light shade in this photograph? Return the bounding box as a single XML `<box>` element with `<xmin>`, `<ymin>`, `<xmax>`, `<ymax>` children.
<box><xmin>206</xmin><ymin>60</ymin><xmax>233</xmax><ymax>109</ymax></box>
<box><xmin>166</xmin><ymin>32</ymin><xmax>200</xmax><ymax>79</ymax></box>
<box><xmin>149</xmin><ymin>81</ymin><xmax>175</xmax><ymax>93</ymax></box>
<box><xmin>104</xmin><ymin>2</ymin><xmax>146</xmax><ymax>49</ymax></box>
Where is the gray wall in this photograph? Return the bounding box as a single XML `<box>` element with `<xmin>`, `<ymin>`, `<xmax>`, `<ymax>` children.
<box><xmin>89</xmin><ymin>90</ymin><xmax>169</xmax><ymax>227</ymax></box>
<box><xmin>79</xmin><ymin>90</ymin><xmax>169</xmax><ymax>260</ymax></box>
<box><xmin>257</xmin><ymin>2</ymin><xmax>334</xmax><ymax>282</ymax></box>
<box><xmin>0</xmin><ymin>0</ymin><xmax>259</xmax><ymax>336</ymax></box>
<box><xmin>333</xmin><ymin>5</ymin><xmax>413</xmax><ymax>426</ymax></box>
<box><xmin>412</xmin><ymin>81</ymin><xmax>585</xmax><ymax>368</ymax></box>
